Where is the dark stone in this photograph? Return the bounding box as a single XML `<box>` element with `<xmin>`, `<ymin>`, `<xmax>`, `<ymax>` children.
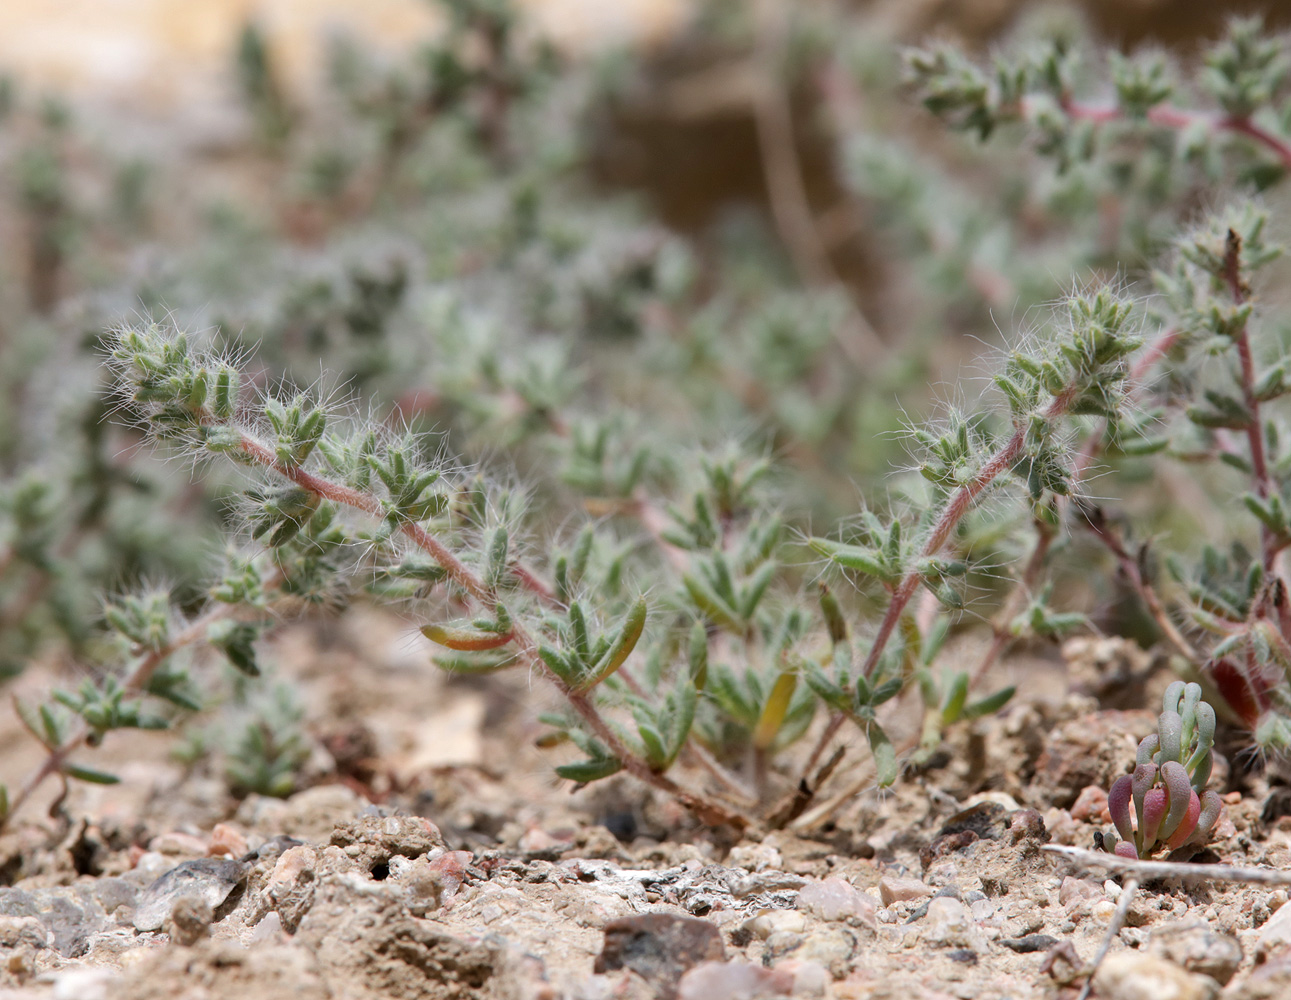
<box><xmin>920</xmin><ymin>831</ymin><xmax>978</xmax><ymax>871</ymax></box>
<box><xmin>948</xmin><ymin>949</ymin><xmax>978</xmax><ymax>964</ymax></box>
<box><xmin>938</xmin><ymin>802</ymin><xmax>1008</xmax><ymax>841</ymax></box>
<box><xmin>1001</xmin><ymin>934</ymin><xmax>1060</xmax><ymax>953</ymax></box>
<box><xmin>594</xmin><ymin>913</ymin><xmax>726</xmax><ymax>999</ymax></box>
<box><xmin>1263</xmin><ymin>785</ymin><xmax>1291</xmax><ymax>824</ymax></box>
<box><xmin>246</xmin><ymin>835</ymin><xmax>307</xmax><ymax>862</ymax></box>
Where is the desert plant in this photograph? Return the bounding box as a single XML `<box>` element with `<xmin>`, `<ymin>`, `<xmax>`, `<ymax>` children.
<box><xmin>5</xmin><ymin>3</ymin><xmax>1291</xmax><ymax>839</ymax></box>
<box><xmin>1101</xmin><ymin>681</ymin><xmax>1225</xmax><ymax>859</ymax></box>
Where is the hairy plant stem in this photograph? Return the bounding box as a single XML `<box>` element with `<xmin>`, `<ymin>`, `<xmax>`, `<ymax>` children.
<box><xmin>796</xmin><ymin>387</ymin><xmax>1080</xmax><ymax>784</ymax></box>
<box><xmin>1080</xmin><ymin>506</ymin><xmax>1199</xmax><ymax>662</ymax></box>
<box><xmin>234</xmin><ymin>431</ymin><xmax>748</xmax><ymax>829</ymax></box>
<box><xmin>2</xmin><ymin>591</ymin><xmax>264</xmax><ymax>831</ymax></box>
<box><xmin>1027</xmin><ymin>96</ymin><xmax>1291</xmax><ymax>171</ymax></box>
<box><xmin>973</xmin><ymin>325</ymin><xmax>1183</xmax><ymax>685</ymax></box>
<box><xmin>1221</xmin><ymin>230</ymin><xmax>1277</xmax><ymax>572</ymax></box>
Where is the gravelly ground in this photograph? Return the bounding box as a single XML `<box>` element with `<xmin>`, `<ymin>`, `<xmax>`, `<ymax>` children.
<box><xmin>3</xmin><ymin>620</ymin><xmax>1291</xmax><ymax>999</ymax></box>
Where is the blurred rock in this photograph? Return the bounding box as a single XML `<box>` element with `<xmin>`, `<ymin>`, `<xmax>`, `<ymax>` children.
<box><xmin>595</xmin><ymin>913</ymin><xmax>725</xmax><ymax>1000</ymax></box>
<box><xmin>1148</xmin><ymin>922</ymin><xmax>1242</xmax><ymax>986</ymax></box>
<box><xmin>132</xmin><ymin>858</ymin><xmax>246</xmax><ymax>933</ymax></box>
<box><xmin>797</xmin><ymin>877</ymin><xmax>876</xmax><ymax>928</ymax></box>
<box><xmin>879</xmin><ymin>876</ymin><xmax>933</xmax><ymax>906</ymax></box>
<box><xmin>1091</xmin><ymin>950</ymin><xmax>1216</xmax><ymax>1000</ymax></box>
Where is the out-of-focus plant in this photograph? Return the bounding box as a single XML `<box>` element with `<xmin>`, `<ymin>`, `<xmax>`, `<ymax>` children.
<box><xmin>5</xmin><ymin>1</ymin><xmax>1291</xmax><ymax>838</ymax></box>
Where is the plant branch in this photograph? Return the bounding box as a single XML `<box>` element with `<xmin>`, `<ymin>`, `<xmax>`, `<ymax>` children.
<box><xmin>1044</xmin><ymin>843</ymin><xmax>1291</xmax><ymax>885</ymax></box>
<box><xmin>1033</xmin><ymin>96</ymin><xmax>1291</xmax><ymax>171</ymax></box>
<box><xmin>974</xmin><ymin>323</ymin><xmax>1183</xmax><ymax>686</ymax></box>
<box><xmin>2</xmin><ymin>593</ymin><xmax>258</xmax><ymax>830</ymax></box>
<box><xmin>234</xmin><ymin>430</ymin><xmax>747</xmax><ymax>829</ymax></box>
<box><xmin>1221</xmin><ymin>229</ymin><xmax>1276</xmax><ymax>571</ymax></box>
<box><xmin>1079</xmin><ymin>505</ymin><xmax>1198</xmax><ymax>662</ymax></box>
<box><xmin>798</xmin><ymin>387</ymin><xmax>1079</xmax><ymax>782</ymax></box>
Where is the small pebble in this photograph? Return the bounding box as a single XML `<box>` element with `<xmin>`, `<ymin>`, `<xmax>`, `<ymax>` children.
<box><xmin>677</xmin><ymin>961</ymin><xmax>787</xmax><ymax>1000</ymax></box>
<box><xmin>208</xmin><ymin>823</ymin><xmax>249</xmax><ymax>859</ymax></box>
<box><xmin>797</xmin><ymin>877</ymin><xmax>876</xmax><ymax>929</ymax></box>
<box><xmin>922</xmin><ymin>897</ymin><xmax>980</xmax><ymax>949</ymax></box>
<box><xmin>249</xmin><ymin>911</ymin><xmax>284</xmax><ymax>944</ymax></box>
<box><xmin>166</xmin><ymin>895</ymin><xmax>213</xmax><ymax>947</ymax></box>
<box><xmin>49</xmin><ymin>967</ymin><xmax>118</xmax><ymax>1000</ymax></box>
<box><xmin>742</xmin><ymin>910</ymin><xmax>806</xmax><ymax>940</ymax></box>
<box><xmin>1000</xmin><ymin>935</ymin><xmax>1058</xmax><ymax>953</ymax></box>
<box><xmin>1092</xmin><ymin>951</ymin><xmax>1214</xmax><ymax>1000</ymax></box>
<box><xmin>879</xmin><ymin>876</ymin><xmax>933</xmax><ymax>907</ymax></box>
<box><xmin>1149</xmin><ymin>922</ymin><xmax>1242</xmax><ymax>986</ymax></box>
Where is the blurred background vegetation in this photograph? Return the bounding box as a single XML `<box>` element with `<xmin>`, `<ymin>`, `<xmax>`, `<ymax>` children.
<box><xmin>1</xmin><ymin>0</ymin><xmax>1290</xmax><ymax>813</ymax></box>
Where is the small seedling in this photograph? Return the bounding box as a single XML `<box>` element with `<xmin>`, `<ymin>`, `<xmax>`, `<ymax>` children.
<box><xmin>1101</xmin><ymin>682</ymin><xmax>1224</xmax><ymax>859</ymax></box>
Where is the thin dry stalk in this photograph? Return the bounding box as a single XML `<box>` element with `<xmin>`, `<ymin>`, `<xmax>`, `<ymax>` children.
<box><xmin>752</xmin><ymin>1</ymin><xmax>884</xmax><ymax>365</ymax></box>
<box><xmin>1043</xmin><ymin>844</ymin><xmax>1291</xmax><ymax>885</ymax></box>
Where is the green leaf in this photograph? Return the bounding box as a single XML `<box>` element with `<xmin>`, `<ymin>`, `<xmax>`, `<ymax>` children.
<box><xmin>486</xmin><ymin>528</ymin><xmax>509</xmax><ymax>591</ymax></box>
<box><xmin>739</xmin><ymin>560</ymin><xmax>778</xmax><ymax>620</ymax></box>
<box><xmin>64</xmin><ymin>764</ymin><xmax>121</xmax><ymax>785</ymax></box>
<box><xmin>635</xmin><ymin>714</ymin><xmax>668</xmax><ymax>770</ymax></box>
<box><xmin>963</xmin><ymin>685</ymin><xmax>1016</xmax><ymax>720</ymax></box>
<box><xmin>434</xmin><ymin>651</ymin><xmax>519</xmax><ymax>674</ymax></box>
<box><xmin>871</xmin><ymin>676</ymin><xmax>903</xmax><ymax>706</ymax></box>
<box><xmin>866</xmin><ymin>723</ymin><xmax>899</xmax><ymax>787</ymax></box>
<box><xmin>683</xmin><ymin>574</ymin><xmax>743</xmax><ymax>632</ymax></box>
<box><xmin>818</xmin><ymin>584</ymin><xmax>848</xmax><ymax>644</ymax></box>
<box><xmin>538</xmin><ymin>645</ymin><xmax>579</xmax><ymax>685</ymax></box>
<box><xmin>207</xmin><ymin>620</ymin><xmax>262</xmax><ymax>677</ymax></box>
<box><xmin>668</xmin><ymin>679</ymin><xmax>697</xmax><ymax>766</ymax></box>
<box><xmin>555</xmin><ymin>758</ymin><xmax>623</xmax><ymax>784</ymax></box>
<box><xmin>809</xmin><ymin>538</ymin><xmax>892</xmax><ymax>581</ymax></box>
<box><xmin>940</xmin><ymin>672</ymin><xmax>970</xmax><ymax>724</ymax></box>
<box><xmin>421</xmin><ymin>622</ymin><xmax>515</xmax><ymax>651</ymax></box>
<box><xmin>688</xmin><ymin>621</ymin><xmax>709</xmax><ymax>689</ymax></box>
<box><xmin>804</xmin><ymin>662</ymin><xmax>848</xmax><ymax>713</ymax></box>
<box><xmin>577</xmin><ymin>597</ymin><xmax>647</xmax><ymax>693</ymax></box>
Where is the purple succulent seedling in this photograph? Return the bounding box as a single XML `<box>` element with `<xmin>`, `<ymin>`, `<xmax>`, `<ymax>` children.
<box><xmin>1100</xmin><ymin>682</ymin><xmax>1225</xmax><ymax>859</ymax></box>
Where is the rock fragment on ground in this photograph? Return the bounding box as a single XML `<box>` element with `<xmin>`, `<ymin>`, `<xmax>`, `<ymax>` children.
<box><xmin>132</xmin><ymin>858</ymin><xmax>247</xmax><ymax>933</ymax></box>
<box><xmin>594</xmin><ymin>913</ymin><xmax>725</xmax><ymax>999</ymax></box>
<box><xmin>1091</xmin><ymin>950</ymin><xmax>1217</xmax><ymax>1000</ymax></box>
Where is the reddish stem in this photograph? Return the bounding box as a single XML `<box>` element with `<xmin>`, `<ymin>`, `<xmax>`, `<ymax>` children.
<box><xmin>1221</xmin><ymin>230</ymin><xmax>1275</xmax><ymax>572</ymax></box>
<box><xmin>1048</xmin><ymin>97</ymin><xmax>1291</xmax><ymax>171</ymax></box>
<box><xmin>3</xmin><ymin>593</ymin><xmax>258</xmax><ymax>830</ymax></box>
<box><xmin>235</xmin><ymin>433</ymin><xmax>747</xmax><ymax>829</ymax></box>
<box><xmin>798</xmin><ymin>387</ymin><xmax>1077</xmax><ymax>780</ymax></box>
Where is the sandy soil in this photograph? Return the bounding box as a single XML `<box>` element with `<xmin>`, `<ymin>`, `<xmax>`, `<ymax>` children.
<box><xmin>1</xmin><ymin>617</ymin><xmax>1289</xmax><ymax>1000</ymax></box>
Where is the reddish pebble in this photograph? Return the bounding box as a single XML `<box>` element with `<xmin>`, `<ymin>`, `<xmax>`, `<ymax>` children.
<box><xmin>426</xmin><ymin>850</ymin><xmax>474</xmax><ymax>900</ymax></box>
<box><xmin>208</xmin><ymin>823</ymin><xmax>248</xmax><ymax>858</ymax></box>
<box><xmin>1071</xmin><ymin>785</ymin><xmax>1110</xmax><ymax>823</ymax></box>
